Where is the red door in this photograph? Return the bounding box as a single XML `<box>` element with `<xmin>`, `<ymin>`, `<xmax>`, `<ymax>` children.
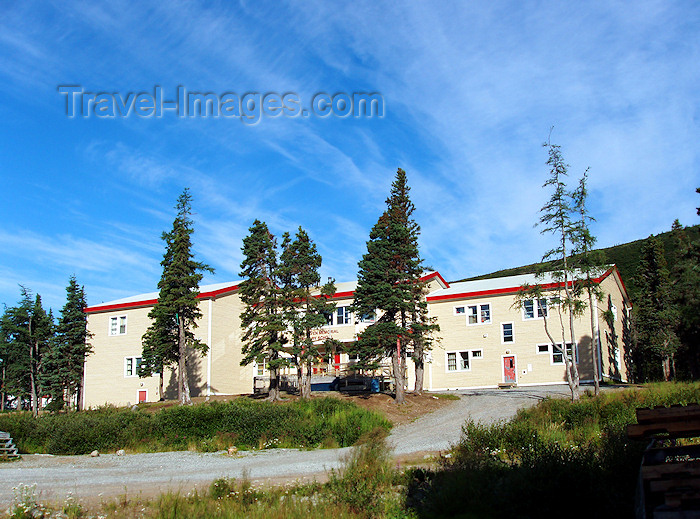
<box><xmin>503</xmin><ymin>356</ymin><xmax>516</xmax><ymax>383</ymax></box>
<box><xmin>138</xmin><ymin>390</ymin><xmax>147</xmax><ymax>403</ymax></box>
<box><xmin>333</xmin><ymin>354</ymin><xmax>341</xmax><ymax>372</ymax></box>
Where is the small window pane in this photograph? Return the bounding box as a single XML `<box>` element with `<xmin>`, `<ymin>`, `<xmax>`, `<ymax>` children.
<box><xmin>467</xmin><ymin>306</ymin><xmax>478</xmax><ymax>324</ymax></box>
<box><xmin>537</xmin><ymin>299</ymin><xmax>548</xmax><ymax>318</ymax></box>
<box><xmin>119</xmin><ymin>316</ymin><xmax>127</xmax><ymax>334</ymax></box>
<box><xmin>336</xmin><ymin>307</ymin><xmax>351</xmax><ymax>325</ymax></box>
<box><xmin>480</xmin><ymin>304</ymin><xmax>491</xmax><ymax>323</ymax></box>
<box><xmin>126</xmin><ymin>358</ymin><xmax>133</xmax><ymax>376</ymax></box>
<box><xmin>447</xmin><ymin>353</ymin><xmax>457</xmax><ymax>371</ymax></box>
<box><xmin>524</xmin><ymin>300</ymin><xmax>534</xmax><ymax>319</ymax></box>
<box><xmin>471</xmin><ymin>350</ymin><xmax>482</xmax><ymax>358</ymax></box>
<box><xmin>538</xmin><ymin>344</ymin><xmax>549</xmax><ymax>353</ymax></box>
<box><xmin>455</xmin><ymin>306</ymin><xmax>465</xmax><ymax>315</ymax></box>
<box><xmin>502</xmin><ymin>323</ymin><xmax>513</xmax><ymax>342</ymax></box>
<box><xmin>460</xmin><ymin>352</ymin><xmax>470</xmax><ymax>370</ymax></box>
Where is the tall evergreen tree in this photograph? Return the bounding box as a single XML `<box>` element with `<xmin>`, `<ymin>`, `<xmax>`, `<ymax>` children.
<box><xmin>352</xmin><ymin>169</ymin><xmax>437</xmax><ymax>403</ymax></box>
<box><xmin>0</xmin><ymin>288</ymin><xmax>53</xmax><ymax>415</ymax></box>
<box><xmin>571</xmin><ymin>171</ymin><xmax>606</xmax><ymax>394</ymax></box>
<box><xmin>632</xmin><ymin>235</ymin><xmax>679</xmax><ymax>381</ymax></box>
<box><xmin>670</xmin><ymin>220</ymin><xmax>700</xmax><ymax>379</ymax></box>
<box><xmin>239</xmin><ymin>220</ymin><xmax>287</xmax><ymax>402</ymax></box>
<box><xmin>141</xmin><ymin>189</ymin><xmax>212</xmax><ymax>405</ymax></box>
<box><xmin>519</xmin><ymin>141</ymin><xmax>585</xmax><ymax>401</ymax></box>
<box><xmin>278</xmin><ymin>227</ymin><xmax>335</xmax><ymax>399</ymax></box>
<box><xmin>0</xmin><ymin>294</ymin><xmax>33</xmax><ymax>409</ymax></box>
<box><xmin>42</xmin><ymin>276</ymin><xmax>92</xmax><ymax>410</ymax></box>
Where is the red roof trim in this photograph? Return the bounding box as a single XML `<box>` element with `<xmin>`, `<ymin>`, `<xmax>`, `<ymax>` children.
<box><xmin>426</xmin><ymin>272</ymin><xmax>613</xmax><ymax>303</ymax></box>
<box><xmin>199</xmin><ymin>285</ymin><xmax>239</xmax><ymax>299</ymax></box>
<box><xmin>329</xmin><ymin>291</ymin><xmax>354</xmax><ymax>300</ymax></box>
<box><xmin>420</xmin><ymin>271</ymin><xmax>450</xmax><ymax>288</ymax></box>
<box><xmin>84</xmin><ymin>299</ymin><xmax>159</xmax><ymax>313</ymax></box>
<box><xmin>84</xmin><ymin>284</ymin><xmax>240</xmax><ymax>313</ymax></box>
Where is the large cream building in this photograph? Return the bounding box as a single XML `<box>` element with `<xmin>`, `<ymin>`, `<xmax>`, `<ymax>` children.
<box><xmin>83</xmin><ymin>268</ymin><xmax>631</xmax><ymax>408</ymax></box>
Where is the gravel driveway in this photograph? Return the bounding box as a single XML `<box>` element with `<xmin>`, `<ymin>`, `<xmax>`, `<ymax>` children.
<box><xmin>0</xmin><ymin>385</ymin><xmax>573</xmax><ymax>506</ymax></box>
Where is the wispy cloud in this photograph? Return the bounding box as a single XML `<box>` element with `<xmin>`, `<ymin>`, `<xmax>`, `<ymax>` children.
<box><xmin>0</xmin><ymin>0</ymin><xmax>698</xmax><ymax>307</ymax></box>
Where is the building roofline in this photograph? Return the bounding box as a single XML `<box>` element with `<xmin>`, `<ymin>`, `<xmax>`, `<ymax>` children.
<box><xmin>84</xmin><ymin>267</ymin><xmax>627</xmax><ymax>313</ymax></box>
<box><xmin>426</xmin><ymin>266</ymin><xmax>618</xmax><ymax>303</ymax></box>
<box><xmin>84</xmin><ymin>284</ymin><xmax>240</xmax><ymax>314</ymax></box>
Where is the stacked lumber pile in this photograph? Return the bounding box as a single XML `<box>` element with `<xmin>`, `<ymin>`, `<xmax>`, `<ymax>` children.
<box><xmin>628</xmin><ymin>405</ymin><xmax>700</xmax><ymax>518</ymax></box>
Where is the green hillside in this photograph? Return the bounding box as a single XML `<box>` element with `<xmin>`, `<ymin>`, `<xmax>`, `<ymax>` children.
<box><xmin>454</xmin><ymin>224</ymin><xmax>700</xmax><ymax>300</ymax></box>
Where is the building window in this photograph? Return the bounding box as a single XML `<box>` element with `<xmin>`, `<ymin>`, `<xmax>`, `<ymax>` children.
<box><xmin>256</xmin><ymin>360</ymin><xmax>267</xmax><ymax>376</ymax></box>
<box><xmin>447</xmin><ymin>352</ymin><xmax>457</xmax><ymax>371</ymax></box>
<box><xmin>125</xmin><ymin>356</ymin><xmax>142</xmax><ymax>377</ymax></box>
<box><xmin>502</xmin><ymin>323</ymin><xmax>514</xmax><ymax>343</ymax></box>
<box><xmin>325</xmin><ymin>306</ymin><xmax>352</xmax><ymax>326</ymax></box>
<box><xmin>454</xmin><ymin>306</ymin><xmax>465</xmax><ymax>316</ymax></box>
<box><xmin>110</xmin><ymin>315</ymin><xmax>127</xmax><ymax>336</ymax></box>
<box><xmin>537</xmin><ymin>343</ymin><xmax>575</xmax><ymax>365</ymax></box>
<box><xmin>360</xmin><ymin>312</ymin><xmax>375</xmax><ymax>323</ymax></box>
<box><xmin>446</xmin><ymin>350</ymin><xmax>482</xmax><ymax>372</ymax></box>
<box><xmin>523</xmin><ymin>299</ymin><xmax>548</xmax><ymax>320</ymax></box>
<box><xmin>337</xmin><ymin>306</ymin><xmax>352</xmax><ymax>325</ymax></box>
<box><xmin>326</xmin><ymin>306</ymin><xmax>352</xmax><ymax>326</ymax></box>
<box><xmin>467</xmin><ymin>304</ymin><xmax>491</xmax><ymax>325</ymax></box>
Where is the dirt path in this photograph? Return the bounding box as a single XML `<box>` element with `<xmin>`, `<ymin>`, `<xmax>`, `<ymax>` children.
<box><xmin>0</xmin><ymin>386</ymin><xmax>574</xmax><ymax>507</ymax></box>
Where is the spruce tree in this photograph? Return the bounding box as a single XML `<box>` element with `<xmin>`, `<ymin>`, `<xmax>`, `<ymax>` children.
<box><xmin>239</xmin><ymin>220</ymin><xmax>287</xmax><ymax>402</ymax></box>
<box><xmin>43</xmin><ymin>276</ymin><xmax>92</xmax><ymax>410</ymax></box>
<box><xmin>0</xmin><ymin>288</ymin><xmax>53</xmax><ymax>415</ymax></box>
<box><xmin>519</xmin><ymin>141</ymin><xmax>585</xmax><ymax>401</ymax></box>
<box><xmin>278</xmin><ymin>227</ymin><xmax>335</xmax><ymax>399</ymax></box>
<box><xmin>670</xmin><ymin>221</ymin><xmax>700</xmax><ymax>378</ymax></box>
<box><xmin>141</xmin><ymin>189</ymin><xmax>212</xmax><ymax>405</ymax></box>
<box><xmin>0</xmin><ymin>293</ymin><xmax>34</xmax><ymax>409</ymax></box>
<box><xmin>571</xmin><ymin>171</ymin><xmax>606</xmax><ymax>394</ymax></box>
<box><xmin>352</xmin><ymin>168</ymin><xmax>436</xmax><ymax>403</ymax></box>
<box><xmin>632</xmin><ymin>235</ymin><xmax>679</xmax><ymax>381</ymax></box>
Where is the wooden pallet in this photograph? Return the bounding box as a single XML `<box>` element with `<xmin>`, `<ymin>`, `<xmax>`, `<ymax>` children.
<box><xmin>628</xmin><ymin>405</ymin><xmax>700</xmax><ymax>518</ymax></box>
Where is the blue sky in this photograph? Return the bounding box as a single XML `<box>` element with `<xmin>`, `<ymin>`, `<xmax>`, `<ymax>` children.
<box><xmin>1</xmin><ymin>1</ymin><xmax>699</xmax><ymax>312</ymax></box>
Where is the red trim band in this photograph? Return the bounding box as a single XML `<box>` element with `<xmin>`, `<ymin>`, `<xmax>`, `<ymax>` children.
<box><xmin>84</xmin><ymin>284</ymin><xmax>240</xmax><ymax>313</ymax></box>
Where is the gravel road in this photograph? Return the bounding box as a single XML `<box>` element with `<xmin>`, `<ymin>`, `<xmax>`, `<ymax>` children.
<box><xmin>0</xmin><ymin>386</ymin><xmax>573</xmax><ymax>506</ymax></box>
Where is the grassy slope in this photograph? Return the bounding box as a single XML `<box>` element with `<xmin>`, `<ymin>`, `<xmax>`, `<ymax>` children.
<box><xmin>452</xmin><ymin>224</ymin><xmax>700</xmax><ymax>300</ymax></box>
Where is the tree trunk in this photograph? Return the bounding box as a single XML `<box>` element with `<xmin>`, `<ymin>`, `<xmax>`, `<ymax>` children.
<box><xmin>662</xmin><ymin>355</ymin><xmax>673</xmax><ymax>381</ymax></box>
<box><xmin>301</xmin><ymin>361</ymin><xmax>312</xmax><ymax>399</ymax></box>
<box><xmin>413</xmin><ymin>348</ymin><xmax>424</xmax><ymax>395</ymax></box>
<box><xmin>159</xmin><ymin>369</ymin><xmax>164</xmax><ymax>401</ymax></box>
<box><xmin>182</xmin><ymin>361</ymin><xmax>191</xmax><ymax>404</ymax></box>
<box><xmin>268</xmin><ymin>365</ymin><xmax>280</xmax><ymax>402</ymax></box>
<box><xmin>76</xmin><ymin>358</ymin><xmax>85</xmax><ymax>411</ymax></box>
<box><xmin>30</xmin><ymin>342</ymin><xmax>39</xmax><ymax>417</ymax></box>
<box><xmin>178</xmin><ymin>314</ymin><xmax>191</xmax><ymax>405</ymax></box>
<box><xmin>543</xmin><ymin>301</ymin><xmax>579</xmax><ymax>401</ymax></box>
<box><xmin>1</xmin><ymin>364</ymin><xmax>5</xmax><ymax>412</ymax></box>
<box><xmin>588</xmin><ymin>288</ymin><xmax>600</xmax><ymax>395</ymax></box>
<box><xmin>393</xmin><ymin>336</ymin><xmax>405</xmax><ymax>404</ymax></box>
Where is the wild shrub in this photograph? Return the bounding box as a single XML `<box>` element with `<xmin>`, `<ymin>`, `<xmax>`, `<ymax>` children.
<box><xmin>0</xmin><ymin>396</ymin><xmax>390</xmax><ymax>454</ymax></box>
<box><xmin>409</xmin><ymin>383</ymin><xmax>700</xmax><ymax>518</ymax></box>
<box><xmin>327</xmin><ymin>427</ymin><xmax>398</xmax><ymax>518</ymax></box>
